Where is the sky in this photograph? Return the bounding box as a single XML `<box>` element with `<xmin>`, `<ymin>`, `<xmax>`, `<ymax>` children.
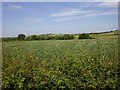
<box><xmin>2</xmin><ymin>2</ymin><xmax>118</xmax><ymax>37</ymax></box>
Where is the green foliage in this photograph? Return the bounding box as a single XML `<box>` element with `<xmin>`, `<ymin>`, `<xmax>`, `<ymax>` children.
<box><xmin>63</xmin><ymin>34</ymin><xmax>75</xmax><ymax>40</ymax></box>
<box><xmin>78</xmin><ymin>33</ymin><xmax>94</xmax><ymax>39</ymax></box>
<box><xmin>114</xmin><ymin>30</ymin><xmax>119</xmax><ymax>35</ymax></box>
<box><xmin>25</xmin><ymin>34</ymin><xmax>75</xmax><ymax>41</ymax></box>
<box><xmin>26</xmin><ymin>35</ymin><xmax>39</xmax><ymax>40</ymax></box>
<box><xmin>2</xmin><ymin>37</ymin><xmax>18</xmax><ymax>42</ymax></box>
<box><xmin>2</xmin><ymin>39</ymin><xmax>117</xmax><ymax>89</ymax></box>
<box><xmin>18</xmin><ymin>34</ymin><xmax>25</xmax><ymax>40</ymax></box>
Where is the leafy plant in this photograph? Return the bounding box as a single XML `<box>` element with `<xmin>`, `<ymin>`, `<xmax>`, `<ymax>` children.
<box><xmin>18</xmin><ymin>34</ymin><xmax>25</xmax><ymax>40</ymax></box>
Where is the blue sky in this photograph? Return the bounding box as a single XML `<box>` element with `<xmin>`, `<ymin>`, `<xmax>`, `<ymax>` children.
<box><xmin>2</xmin><ymin>2</ymin><xmax>118</xmax><ymax>37</ymax></box>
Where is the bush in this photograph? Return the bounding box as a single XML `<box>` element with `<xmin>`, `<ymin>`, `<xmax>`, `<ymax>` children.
<box><xmin>30</xmin><ymin>35</ymin><xmax>39</xmax><ymax>40</ymax></box>
<box><xmin>2</xmin><ymin>37</ymin><xmax>18</xmax><ymax>42</ymax></box>
<box><xmin>26</xmin><ymin>35</ymin><xmax>41</xmax><ymax>40</ymax></box>
<box><xmin>25</xmin><ymin>34</ymin><xmax>75</xmax><ymax>41</ymax></box>
<box><xmin>46</xmin><ymin>36</ymin><xmax>54</xmax><ymax>40</ymax></box>
<box><xmin>54</xmin><ymin>35</ymin><xmax>64</xmax><ymax>40</ymax></box>
<box><xmin>63</xmin><ymin>34</ymin><xmax>75</xmax><ymax>40</ymax></box>
<box><xmin>39</xmin><ymin>35</ymin><xmax>48</xmax><ymax>40</ymax></box>
<box><xmin>78</xmin><ymin>33</ymin><xmax>93</xmax><ymax>39</ymax></box>
<box><xmin>18</xmin><ymin>34</ymin><xmax>25</xmax><ymax>40</ymax></box>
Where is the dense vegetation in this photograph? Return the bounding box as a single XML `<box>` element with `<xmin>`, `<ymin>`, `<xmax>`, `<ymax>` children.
<box><xmin>2</xmin><ymin>34</ymin><xmax>75</xmax><ymax>42</ymax></box>
<box><xmin>2</xmin><ymin>35</ymin><xmax>118</xmax><ymax>89</ymax></box>
<box><xmin>25</xmin><ymin>34</ymin><xmax>75</xmax><ymax>41</ymax></box>
<box><xmin>18</xmin><ymin>34</ymin><xmax>25</xmax><ymax>41</ymax></box>
<box><xmin>2</xmin><ymin>37</ymin><xmax>18</xmax><ymax>42</ymax></box>
<box><xmin>2</xmin><ymin>30</ymin><xmax>119</xmax><ymax>41</ymax></box>
<box><xmin>78</xmin><ymin>33</ymin><xmax>94</xmax><ymax>39</ymax></box>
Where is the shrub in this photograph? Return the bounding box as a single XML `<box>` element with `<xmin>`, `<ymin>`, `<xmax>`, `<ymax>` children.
<box><xmin>31</xmin><ymin>35</ymin><xmax>39</xmax><ymax>40</ymax></box>
<box><xmin>63</xmin><ymin>34</ymin><xmax>75</xmax><ymax>40</ymax></box>
<box><xmin>39</xmin><ymin>35</ymin><xmax>48</xmax><ymax>40</ymax></box>
<box><xmin>46</xmin><ymin>36</ymin><xmax>54</xmax><ymax>40</ymax></box>
<box><xmin>26</xmin><ymin>35</ymin><xmax>40</xmax><ymax>40</ymax></box>
<box><xmin>78</xmin><ymin>33</ymin><xmax>93</xmax><ymax>39</ymax></box>
<box><xmin>25</xmin><ymin>34</ymin><xmax>75</xmax><ymax>41</ymax></box>
<box><xmin>2</xmin><ymin>37</ymin><xmax>18</xmax><ymax>42</ymax></box>
<box><xmin>18</xmin><ymin>34</ymin><xmax>25</xmax><ymax>40</ymax></box>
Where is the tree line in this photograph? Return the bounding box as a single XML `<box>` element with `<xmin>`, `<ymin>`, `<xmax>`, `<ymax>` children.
<box><xmin>2</xmin><ymin>33</ymin><xmax>95</xmax><ymax>41</ymax></box>
<box><xmin>25</xmin><ymin>34</ymin><xmax>75</xmax><ymax>41</ymax></box>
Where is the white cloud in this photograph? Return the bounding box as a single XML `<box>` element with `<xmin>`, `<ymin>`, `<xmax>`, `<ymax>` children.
<box><xmin>51</xmin><ymin>9</ymin><xmax>117</xmax><ymax>22</ymax></box>
<box><xmin>50</xmin><ymin>9</ymin><xmax>81</xmax><ymax>17</ymax></box>
<box><xmin>85</xmin><ymin>10</ymin><xmax>117</xmax><ymax>17</ymax></box>
<box><xmin>50</xmin><ymin>8</ymin><xmax>92</xmax><ymax>17</ymax></box>
<box><xmin>97</xmin><ymin>2</ymin><xmax>118</xmax><ymax>8</ymax></box>
<box><xmin>8</xmin><ymin>4</ymin><xmax>23</xmax><ymax>9</ymax></box>
<box><xmin>51</xmin><ymin>16</ymin><xmax>81</xmax><ymax>22</ymax></box>
<box><xmin>25</xmin><ymin>18</ymin><xmax>44</xmax><ymax>23</ymax></box>
<box><xmin>50</xmin><ymin>2</ymin><xmax>118</xmax><ymax>22</ymax></box>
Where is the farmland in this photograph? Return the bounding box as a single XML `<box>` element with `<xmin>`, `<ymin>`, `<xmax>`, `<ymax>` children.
<box><xmin>2</xmin><ymin>33</ymin><xmax>118</xmax><ymax>89</ymax></box>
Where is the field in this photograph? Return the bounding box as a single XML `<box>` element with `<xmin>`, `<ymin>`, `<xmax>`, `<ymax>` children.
<box><xmin>2</xmin><ymin>34</ymin><xmax>118</xmax><ymax>89</ymax></box>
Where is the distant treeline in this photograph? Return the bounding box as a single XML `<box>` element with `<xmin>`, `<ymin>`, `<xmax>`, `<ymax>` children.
<box><xmin>74</xmin><ymin>30</ymin><xmax>119</xmax><ymax>35</ymax></box>
<box><xmin>26</xmin><ymin>34</ymin><xmax>75</xmax><ymax>41</ymax></box>
<box><xmin>2</xmin><ymin>33</ymin><xmax>95</xmax><ymax>41</ymax></box>
<box><xmin>2</xmin><ymin>30</ymin><xmax>118</xmax><ymax>41</ymax></box>
<box><xmin>89</xmin><ymin>30</ymin><xmax>119</xmax><ymax>34</ymax></box>
<box><xmin>2</xmin><ymin>34</ymin><xmax>75</xmax><ymax>41</ymax></box>
<box><xmin>2</xmin><ymin>37</ymin><xmax>18</xmax><ymax>42</ymax></box>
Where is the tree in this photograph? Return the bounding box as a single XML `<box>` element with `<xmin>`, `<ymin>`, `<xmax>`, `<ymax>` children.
<box><xmin>78</xmin><ymin>33</ymin><xmax>92</xmax><ymax>39</ymax></box>
<box><xmin>63</xmin><ymin>34</ymin><xmax>75</xmax><ymax>40</ymax></box>
<box><xmin>31</xmin><ymin>35</ymin><xmax>39</xmax><ymax>40</ymax></box>
<box><xmin>18</xmin><ymin>34</ymin><xmax>25</xmax><ymax>40</ymax></box>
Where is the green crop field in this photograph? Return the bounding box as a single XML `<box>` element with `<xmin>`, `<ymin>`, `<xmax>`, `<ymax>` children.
<box><xmin>2</xmin><ymin>34</ymin><xmax>118</xmax><ymax>89</ymax></box>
